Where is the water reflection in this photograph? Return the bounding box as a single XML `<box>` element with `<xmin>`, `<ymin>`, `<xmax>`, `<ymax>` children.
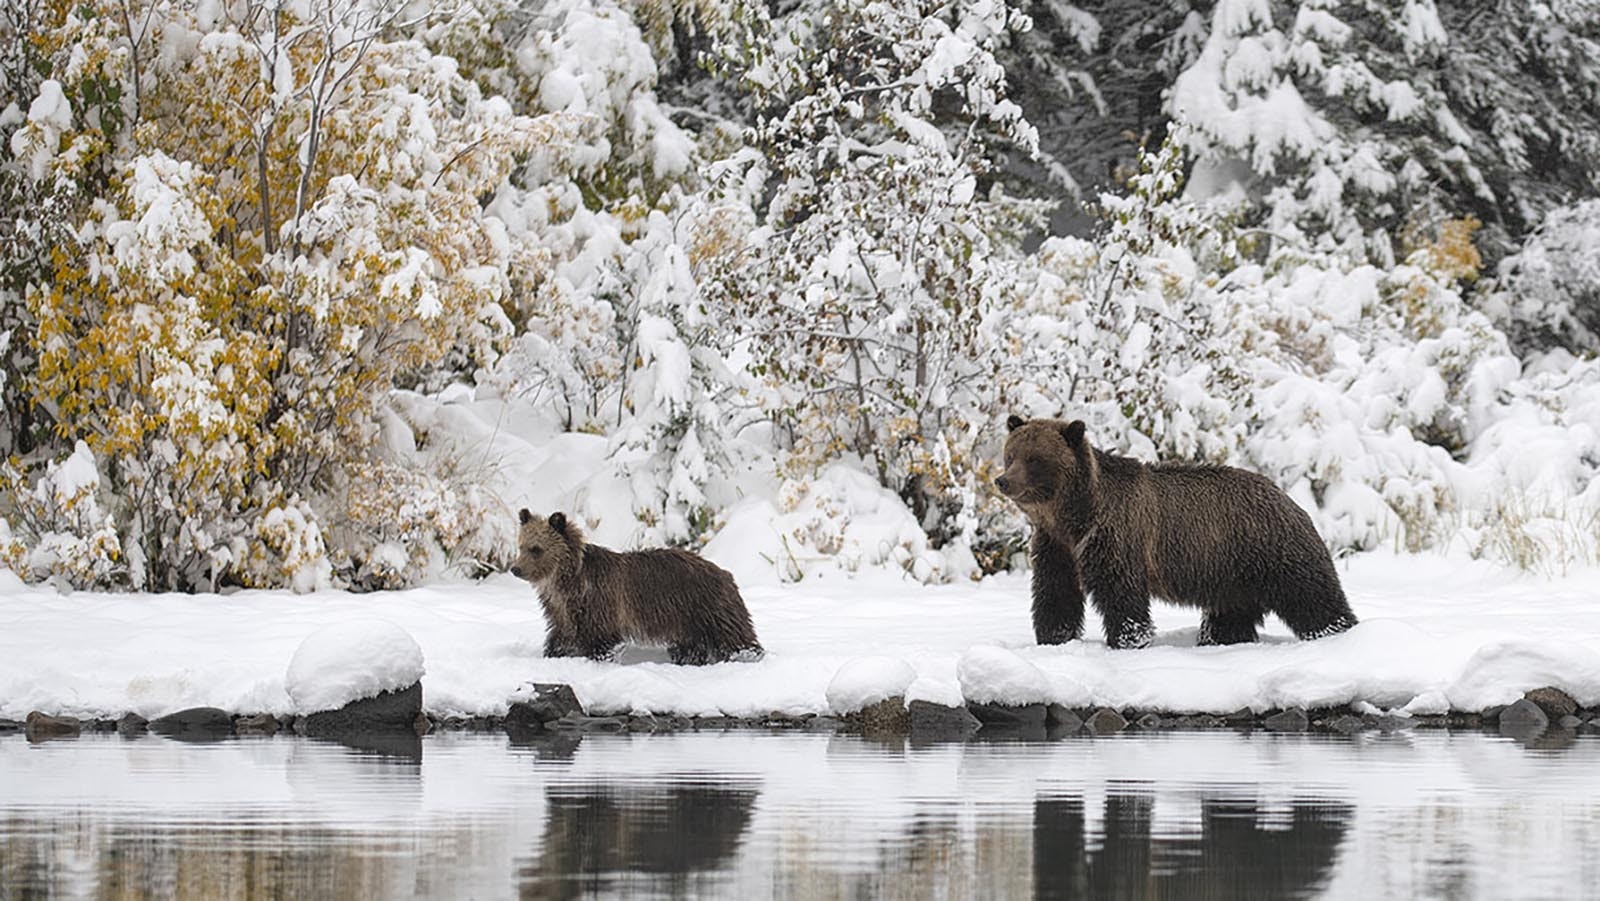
<box><xmin>0</xmin><ymin>731</ymin><xmax>1597</xmax><ymax>899</ymax></box>
<box><xmin>1033</xmin><ymin>791</ymin><xmax>1352</xmax><ymax>900</ymax></box>
<box><xmin>519</xmin><ymin>780</ymin><xmax>760</xmax><ymax>898</ymax></box>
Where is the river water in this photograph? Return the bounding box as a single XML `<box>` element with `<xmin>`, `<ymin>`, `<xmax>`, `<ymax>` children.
<box><xmin>1</xmin><ymin>729</ymin><xmax>1597</xmax><ymax>899</ymax></box>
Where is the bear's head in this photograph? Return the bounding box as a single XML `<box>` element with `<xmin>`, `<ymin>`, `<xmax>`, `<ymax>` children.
<box><xmin>511</xmin><ymin>510</ymin><xmax>581</xmax><ymax>584</ymax></box>
<box><xmin>996</xmin><ymin>415</ymin><xmax>1096</xmax><ymax>515</ymax></box>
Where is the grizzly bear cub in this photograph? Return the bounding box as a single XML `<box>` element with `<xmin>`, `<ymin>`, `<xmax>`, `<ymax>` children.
<box><xmin>997</xmin><ymin>416</ymin><xmax>1358</xmax><ymax>649</ymax></box>
<box><xmin>510</xmin><ymin>510</ymin><xmax>763</xmax><ymax>665</ymax></box>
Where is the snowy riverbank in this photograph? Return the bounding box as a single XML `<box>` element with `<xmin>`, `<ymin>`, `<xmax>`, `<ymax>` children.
<box><xmin>3</xmin><ymin>552</ymin><xmax>1600</xmax><ymax>722</ymax></box>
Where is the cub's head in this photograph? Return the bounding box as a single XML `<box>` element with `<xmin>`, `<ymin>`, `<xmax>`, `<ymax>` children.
<box><xmin>996</xmin><ymin>415</ymin><xmax>1095</xmax><ymax>512</ymax></box>
<box><xmin>510</xmin><ymin>510</ymin><xmax>581</xmax><ymax>584</ymax></box>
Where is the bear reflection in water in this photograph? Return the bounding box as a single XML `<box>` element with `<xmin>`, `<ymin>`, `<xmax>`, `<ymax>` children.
<box><xmin>1033</xmin><ymin>790</ymin><xmax>1354</xmax><ymax>900</ymax></box>
<box><xmin>509</xmin><ymin>773</ymin><xmax>1352</xmax><ymax>900</ymax></box>
<box><xmin>519</xmin><ymin>779</ymin><xmax>760</xmax><ymax>898</ymax></box>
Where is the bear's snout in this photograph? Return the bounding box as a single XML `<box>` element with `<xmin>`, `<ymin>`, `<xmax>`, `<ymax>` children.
<box><xmin>510</xmin><ymin>562</ymin><xmax>529</xmax><ymax>580</ymax></box>
<box><xmin>995</xmin><ymin>474</ymin><xmax>1013</xmax><ymax>495</ymax></box>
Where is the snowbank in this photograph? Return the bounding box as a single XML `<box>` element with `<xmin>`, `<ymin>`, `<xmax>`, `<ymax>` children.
<box><xmin>283</xmin><ymin>620</ymin><xmax>426</xmax><ymax>714</ymax></box>
<box><xmin>3</xmin><ymin>552</ymin><xmax>1600</xmax><ymax>720</ymax></box>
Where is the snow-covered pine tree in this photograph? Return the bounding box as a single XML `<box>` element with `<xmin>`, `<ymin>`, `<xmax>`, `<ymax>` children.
<box><xmin>1169</xmin><ymin>0</ymin><xmax>1475</xmax><ymax>262</ymax></box>
<box><xmin>997</xmin><ymin>0</ymin><xmax>1208</xmax><ymax>226</ymax></box>
<box><xmin>1170</xmin><ymin>0</ymin><xmax>1600</xmax><ymax>270</ymax></box>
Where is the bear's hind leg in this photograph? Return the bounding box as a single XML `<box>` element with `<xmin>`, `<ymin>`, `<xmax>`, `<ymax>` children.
<box><xmin>1282</xmin><ymin>608</ymin><xmax>1358</xmax><ymax>641</ymax></box>
<box><xmin>1271</xmin><ymin>580</ymin><xmax>1359</xmax><ymax>641</ymax></box>
<box><xmin>544</xmin><ymin>629</ymin><xmax>581</xmax><ymax>659</ymax></box>
<box><xmin>1197</xmin><ymin>609</ymin><xmax>1264</xmax><ymax>646</ymax></box>
<box><xmin>1031</xmin><ymin>532</ymin><xmax>1085</xmax><ymax>644</ymax></box>
<box><xmin>581</xmin><ymin>639</ymin><xmax>623</xmax><ymax>662</ymax></box>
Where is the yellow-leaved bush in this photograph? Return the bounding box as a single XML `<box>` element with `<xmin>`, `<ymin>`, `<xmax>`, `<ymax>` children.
<box><xmin>3</xmin><ymin>0</ymin><xmax>570</xmax><ymax>590</ymax></box>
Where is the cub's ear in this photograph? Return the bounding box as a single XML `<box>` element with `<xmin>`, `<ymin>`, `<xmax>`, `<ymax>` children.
<box><xmin>518</xmin><ymin>508</ymin><xmax>533</xmax><ymax>525</ymax></box>
<box><xmin>1062</xmin><ymin>420</ymin><xmax>1087</xmax><ymax>449</ymax></box>
<box><xmin>1006</xmin><ymin>414</ymin><xmax>1026</xmax><ymax>432</ymax></box>
<box><xmin>548</xmin><ymin>512</ymin><xmax>567</xmax><ymax>534</ymax></box>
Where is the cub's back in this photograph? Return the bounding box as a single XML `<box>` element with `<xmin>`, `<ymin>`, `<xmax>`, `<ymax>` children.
<box><xmin>582</xmin><ymin>545</ymin><xmax>745</xmax><ymax>636</ymax></box>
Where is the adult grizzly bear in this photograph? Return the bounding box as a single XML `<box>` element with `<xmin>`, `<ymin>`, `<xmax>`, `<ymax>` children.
<box><xmin>996</xmin><ymin>416</ymin><xmax>1358</xmax><ymax>649</ymax></box>
<box><xmin>510</xmin><ymin>510</ymin><xmax>764</xmax><ymax>665</ymax></box>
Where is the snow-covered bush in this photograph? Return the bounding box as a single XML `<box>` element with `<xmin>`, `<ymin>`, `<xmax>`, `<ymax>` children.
<box><xmin>705</xmin><ymin>463</ymin><xmax>978</xmax><ymax>584</ymax></box>
<box><xmin>4</xmin><ymin>0</ymin><xmax>550</xmax><ymax>591</ymax></box>
<box><xmin>704</xmin><ymin>0</ymin><xmax>1045</xmax><ymax>550</ymax></box>
<box><xmin>0</xmin><ymin>442</ymin><xmax>122</xmax><ymax>587</ymax></box>
<box><xmin>1000</xmin><ymin>136</ymin><xmax>1251</xmax><ymax>464</ymax></box>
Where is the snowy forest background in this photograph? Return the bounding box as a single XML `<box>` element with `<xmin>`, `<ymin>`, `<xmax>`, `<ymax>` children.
<box><xmin>1</xmin><ymin>0</ymin><xmax>1597</xmax><ymax>594</ymax></box>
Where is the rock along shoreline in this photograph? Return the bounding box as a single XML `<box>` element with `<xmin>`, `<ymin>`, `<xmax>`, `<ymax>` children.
<box><xmin>4</xmin><ymin>684</ymin><xmax>1596</xmax><ymax>747</ymax></box>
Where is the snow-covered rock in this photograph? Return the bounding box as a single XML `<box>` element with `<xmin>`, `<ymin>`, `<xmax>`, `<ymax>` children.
<box><xmin>957</xmin><ymin>646</ymin><xmax>1051</xmax><ymax>706</ymax></box>
<box><xmin>825</xmin><ymin>657</ymin><xmax>917</xmax><ymax>715</ymax></box>
<box><xmin>285</xmin><ymin>621</ymin><xmax>425</xmax><ymax>714</ymax></box>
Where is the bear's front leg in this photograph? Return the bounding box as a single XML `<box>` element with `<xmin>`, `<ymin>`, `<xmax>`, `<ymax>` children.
<box><xmin>1084</xmin><ymin>563</ymin><xmax>1155</xmax><ymax>650</ymax></box>
<box><xmin>1031</xmin><ymin>531</ymin><xmax>1085</xmax><ymax>644</ymax></box>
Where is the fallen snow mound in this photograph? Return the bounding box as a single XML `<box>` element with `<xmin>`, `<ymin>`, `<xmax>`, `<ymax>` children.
<box><xmin>825</xmin><ymin>657</ymin><xmax>917</xmax><ymax>714</ymax></box>
<box><xmin>285</xmin><ymin>620</ymin><xmax>425</xmax><ymax>714</ymax></box>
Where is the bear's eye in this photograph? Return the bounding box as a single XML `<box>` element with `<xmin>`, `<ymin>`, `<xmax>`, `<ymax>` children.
<box><xmin>529</xmin><ymin>548</ymin><xmax>544</xmax><ymax>557</ymax></box>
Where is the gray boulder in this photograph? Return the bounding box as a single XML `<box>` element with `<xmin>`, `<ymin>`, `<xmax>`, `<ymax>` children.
<box><xmin>908</xmin><ymin>701</ymin><xmax>981</xmax><ymax>742</ymax></box>
<box><xmin>1045</xmin><ymin>704</ymin><xmax>1084</xmax><ymax>733</ymax></box>
<box><xmin>1497</xmin><ymin>698</ymin><xmax>1549</xmax><ymax>741</ymax></box>
<box><xmin>302</xmin><ymin>682</ymin><xmax>424</xmax><ymax>737</ymax></box>
<box><xmin>968</xmin><ymin>703</ymin><xmax>1047</xmax><ymax>728</ymax></box>
<box><xmin>506</xmin><ymin>683</ymin><xmax>583</xmax><ymax>732</ymax></box>
<box><xmin>1085</xmin><ymin>708</ymin><xmax>1127</xmax><ymax>735</ymax></box>
<box><xmin>150</xmin><ymin>707</ymin><xmax>234</xmax><ymax>741</ymax></box>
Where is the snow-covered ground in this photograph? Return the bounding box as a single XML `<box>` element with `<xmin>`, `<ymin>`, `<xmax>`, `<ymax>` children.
<box><xmin>2</xmin><ymin>551</ymin><xmax>1599</xmax><ymax>721</ymax></box>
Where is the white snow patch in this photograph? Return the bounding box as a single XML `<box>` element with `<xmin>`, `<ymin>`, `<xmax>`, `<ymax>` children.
<box><xmin>284</xmin><ymin>620</ymin><xmax>425</xmax><ymax>714</ymax></box>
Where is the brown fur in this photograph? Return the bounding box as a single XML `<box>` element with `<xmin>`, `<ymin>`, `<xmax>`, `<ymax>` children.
<box><xmin>997</xmin><ymin>416</ymin><xmax>1358</xmax><ymax>649</ymax></box>
<box><xmin>510</xmin><ymin>510</ymin><xmax>763</xmax><ymax>665</ymax></box>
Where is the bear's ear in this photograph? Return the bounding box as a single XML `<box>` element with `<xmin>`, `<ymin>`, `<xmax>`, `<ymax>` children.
<box><xmin>1006</xmin><ymin>414</ymin><xmax>1026</xmax><ymax>432</ymax></box>
<box><xmin>1062</xmin><ymin>420</ymin><xmax>1087</xmax><ymax>449</ymax></box>
<box><xmin>548</xmin><ymin>512</ymin><xmax>567</xmax><ymax>534</ymax></box>
<box><xmin>518</xmin><ymin>508</ymin><xmax>532</xmax><ymax>525</ymax></box>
